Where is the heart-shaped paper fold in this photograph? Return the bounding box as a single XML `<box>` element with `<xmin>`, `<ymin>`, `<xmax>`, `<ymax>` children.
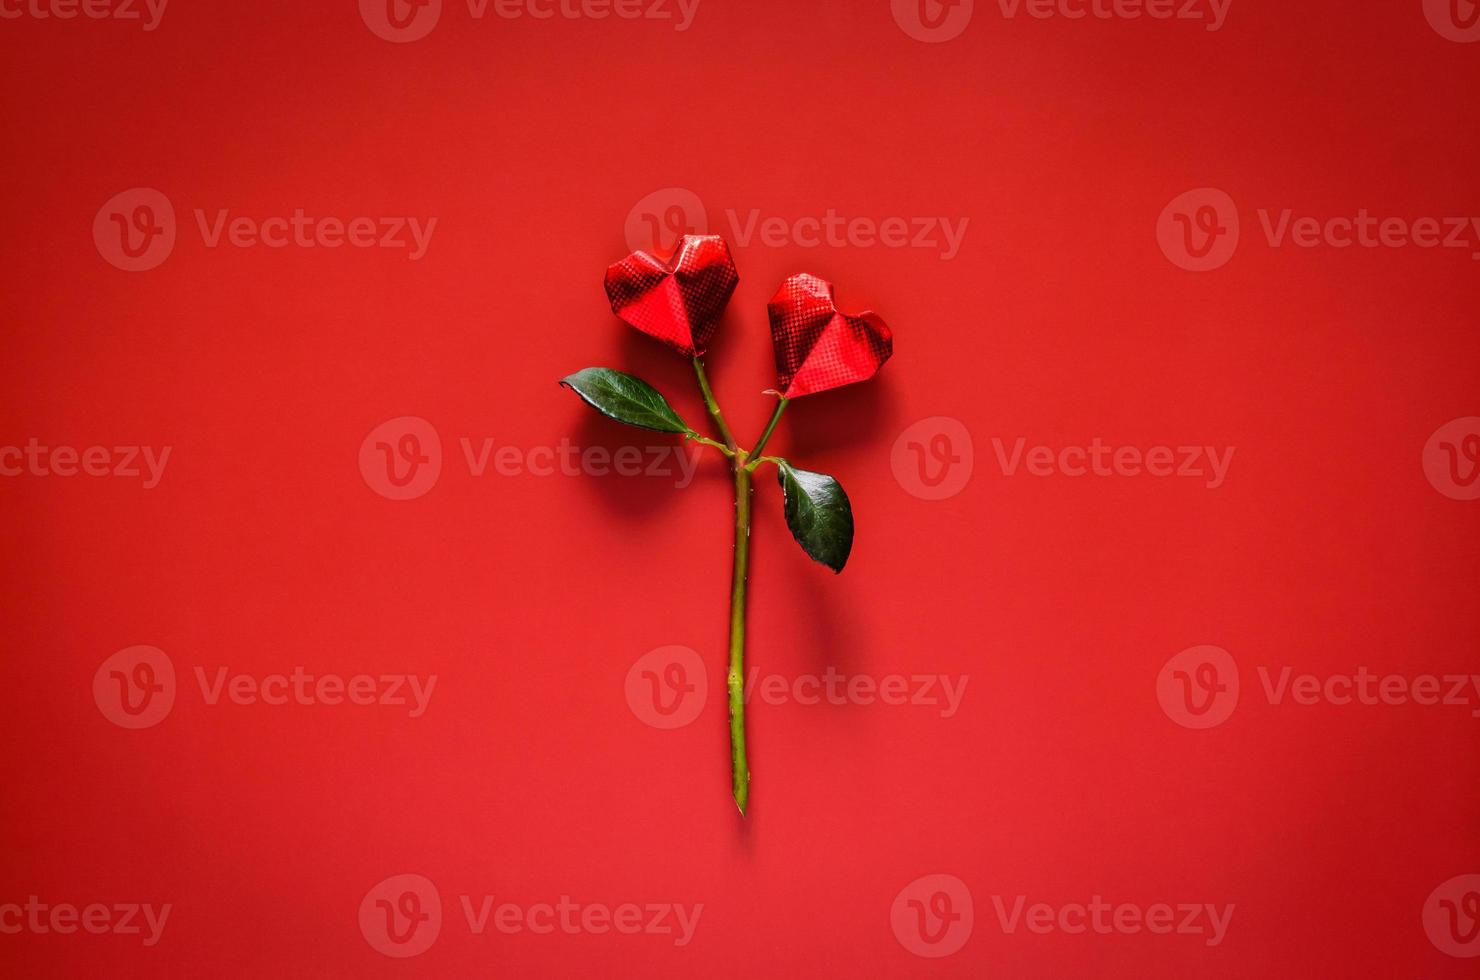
<box><xmin>603</xmin><ymin>235</ymin><xmax>739</xmax><ymax>357</ymax></box>
<box><xmin>767</xmin><ymin>274</ymin><xmax>893</xmax><ymax>398</ymax></box>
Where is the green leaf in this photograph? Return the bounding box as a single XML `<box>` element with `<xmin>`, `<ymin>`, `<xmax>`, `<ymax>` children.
<box><xmin>776</xmin><ymin>461</ymin><xmax>854</xmax><ymax>573</ymax></box>
<box><xmin>560</xmin><ymin>368</ymin><xmax>693</xmax><ymax>435</ymax></box>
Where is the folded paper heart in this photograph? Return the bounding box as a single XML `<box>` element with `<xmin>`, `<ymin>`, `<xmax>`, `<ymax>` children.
<box><xmin>604</xmin><ymin>235</ymin><xmax>739</xmax><ymax>357</ymax></box>
<box><xmin>768</xmin><ymin>273</ymin><xmax>893</xmax><ymax>398</ymax></box>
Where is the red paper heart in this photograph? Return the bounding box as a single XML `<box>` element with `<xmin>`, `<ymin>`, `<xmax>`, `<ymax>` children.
<box><xmin>767</xmin><ymin>274</ymin><xmax>893</xmax><ymax>399</ymax></box>
<box><xmin>603</xmin><ymin>235</ymin><xmax>739</xmax><ymax>357</ymax></box>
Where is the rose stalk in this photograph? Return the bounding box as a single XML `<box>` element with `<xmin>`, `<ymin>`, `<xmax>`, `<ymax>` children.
<box><xmin>561</xmin><ymin>235</ymin><xmax>893</xmax><ymax>814</ymax></box>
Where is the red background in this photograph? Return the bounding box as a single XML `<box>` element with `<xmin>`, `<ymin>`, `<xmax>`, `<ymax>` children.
<box><xmin>2</xmin><ymin>0</ymin><xmax>1478</xmax><ymax>976</ymax></box>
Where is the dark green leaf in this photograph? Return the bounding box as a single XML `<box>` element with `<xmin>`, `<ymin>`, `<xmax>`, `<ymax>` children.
<box><xmin>560</xmin><ymin>367</ymin><xmax>693</xmax><ymax>435</ymax></box>
<box><xmin>776</xmin><ymin>461</ymin><xmax>854</xmax><ymax>573</ymax></box>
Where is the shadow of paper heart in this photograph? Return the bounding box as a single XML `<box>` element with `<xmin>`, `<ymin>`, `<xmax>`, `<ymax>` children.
<box><xmin>778</xmin><ymin>373</ymin><xmax>899</xmax><ymax>456</ymax></box>
<box><xmin>753</xmin><ymin>374</ymin><xmax>898</xmax><ymax>681</ymax></box>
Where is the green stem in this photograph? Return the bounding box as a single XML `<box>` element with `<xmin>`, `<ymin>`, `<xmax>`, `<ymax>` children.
<box><xmin>727</xmin><ymin>464</ymin><xmax>752</xmax><ymax>814</ymax></box>
<box><xmin>687</xmin><ymin>433</ymin><xmax>734</xmax><ymax>457</ymax></box>
<box><xmin>698</xmin><ymin>385</ymin><xmax>792</xmax><ymax>815</ymax></box>
<box><xmin>693</xmin><ymin>355</ymin><xmax>752</xmax><ymax>813</ymax></box>
<box><xmin>744</xmin><ymin>399</ymin><xmax>790</xmax><ymax>471</ymax></box>
<box><xmin>692</xmin><ymin>357</ymin><xmax>737</xmax><ymax>451</ymax></box>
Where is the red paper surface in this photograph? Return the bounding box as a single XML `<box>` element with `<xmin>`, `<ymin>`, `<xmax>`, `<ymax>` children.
<box><xmin>2</xmin><ymin>2</ymin><xmax>1478</xmax><ymax>977</ymax></box>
